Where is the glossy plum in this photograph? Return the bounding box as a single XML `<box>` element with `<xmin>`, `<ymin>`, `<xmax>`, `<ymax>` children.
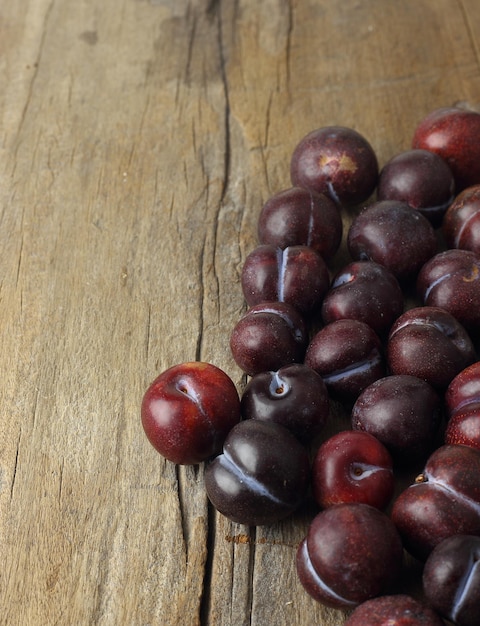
<box><xmin>391</xmin><ymin>444</ymin><xmax>480</xmax><ymax>560</ymax></box>
<box><xmin>445</xmin><ymin>362</ymin><xmax>480</xmax><ymax>449</ymax></box>
<box><xmin>241</xmin><ymin>244</ymin><xmax>330</xmax><ymax>317</ymax></box>
<box><xmin>351</xmin><ymin>375</ymin><xmax>442</xmax><ymax>465</ymax></box>
<box><xmin>240</xmin><ymin>363</ymin><xmax>329</xmax><ymax>444</ymax></box>
<box><xmin>290</xmin><ymin>126</ymin><xmax>378</xmax><ymax>207</ymax></box>
<box><xmin>321</xmin><ymin>260</ymin><xmax>404</xmax><ymax>337</ymax></box>
<box><xmin>204</xmin><ymin>420</ymin><xmax>310</xmax><ymax>526</ymax></box>
<box><xmin>412</xmin><ymin>106</ymin><xmax>480</xmax><ymax>191</ymax></box>
<box><xmin>347</xmin><ymin>200</ymin><xmax>437</xmax><ymax>283</ymax></box>
<box><xmin>345</xmin><ymin>594</ymin><xmax>446</xmax><ymax>626</ymax></box>
<box><xmin>141</xmin><ymin>362</ymin><xmax>241</xmax><ymax>465</ymax></box>
<box><xmin>305</xmin><ymin>319</ymin><xmax>385</xmax><ymax>400</ymax></box>
<box><xmin>377</xmin><ymin>148</ymin><xmax>455</xmax><ymax>225</ymax></box>
<box><xmin>443</xmin><ymin>185</ymin><xmax>480</xmax><ymax>255</ymax></box>
<box><xmin>417</xmin><ymin>249</ymin><xmax>480</xmax><ymax>335</ymax></box>
<box><xmin>257</xmin><ymin>186</ymin><xmax>343</xmax><ymax>261</ymax></box>
<box><xmin>296</xmin><ymin>503</ymin><xmax>403</xmax><ymax>609</ymax></box>
<box><xmin>423</xmin><ymin>534</ymin><xmax>480</xmax><ymax>626</ymax></box>
<box><xmin>387</xmin><ymin>306</ymin><xmax>476</xmax><ymax>390</ymax></box>
<box><xmin>230</xmin><ymin>301</ymin><xmax>308</xmax><ymax>376</ymax></box>
<box><xmin>312</xmin><ymin>430</ymin><xmax>394</xmax><ymax>510</ymax></box>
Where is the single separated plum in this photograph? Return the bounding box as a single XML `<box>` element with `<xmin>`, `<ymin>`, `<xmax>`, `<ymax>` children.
<box><xmin>230</xmin><ymin>301</ymin><xmax>308</xmax><ymax>376</ymax></box>
<box><xmin>445</xmin><ymin>362</ymin><xmax>480</xmax><ymax>450</ymax></box>
<box><xmin>423</xmin><ymin>534</ymin><xmax>480</xmax><ymax>626</ymax></box>
<box><xmin>391</xmin><ymin>444</ymin><xmax>480</xmax><ymax>560</ymax></box>
<box><xmin>321</xmin><ymin>260</ymin><xmax>404</xmax><ymax>337</ymax></box>
<box><xmin>345</xmin><ymin>594</ymin><xmax>446</xmax><ymax>626</ymax></box>
<box><xmin>387</xmin><ymin>306</ymin><xmax>476</xmax><ymax>391</ymax></box>
<box><xmin>412</xmin><ymin>106</ymin><xmax>480</xmax><ymax>191</ymax></box>
<box><xmin>417</xmin><ymin>249</ymin><xmax>480</xmax><ymax>335</ymax></box>
<box><xmin>377</xmin><ymin>148</ymin><xmax>455</xmax><ymax>226</ymax></box>
<box><xmin>312</xmin><ymin>430</ymin><xmax>394</xmax><ymax>510</ymax></box>
<box><xmin>257</xmin><ymin>186</ymin><xmax>343</xmax><ymax>261</ymax></box>
<box><xmin>241</xmin><ymin>244</ymin><xmax>330</xmax><ymax>317</ymax></box>
<box><xmin>351</xmin><ymin>375</ymin><xmax>442</xmax><ymax>465</ymax></box>
<box><xmin>443</xmin><ymin>184</ymin><xmax>480</xmax><ymax>255</ymax></box>
<box><xmin>240</xmin><ymin>363</ymin><xmax>329</xmax><ymax>444</ymax></box>
<box><xmin>296</xmin><ymin>502</ymin><xmax>403</xmax><ymax>609</ymax></box>
<box><xmin>290</xmin><ymin>126</ymin><xmax>378</xmax><ymax>207</ymax></box>
<box><xmin>204</xmin><ymin>420</ymin><xmax>310</xmax><ymax>526</ymax></box>
<box><xmin>347</xmin><ymin>200</ymin><xmax>437</xmax><ymax>283</ymax></box>
<box><xmin>141</xmin><ymin>362</ymin><xmax>241</xmax><ymax>465</ymax></box>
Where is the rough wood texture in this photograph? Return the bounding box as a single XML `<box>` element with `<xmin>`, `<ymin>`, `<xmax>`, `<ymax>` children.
<box><xmin>1</xmin><ymin>1</ymin><xmax>480</xmax><ymax>624</ymax></box>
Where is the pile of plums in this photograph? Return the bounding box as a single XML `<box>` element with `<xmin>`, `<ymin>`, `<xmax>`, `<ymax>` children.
<box><xmin>141</xmin><ymin>106</ymin><xmax>480</xmax><ymax>625</ymax></box>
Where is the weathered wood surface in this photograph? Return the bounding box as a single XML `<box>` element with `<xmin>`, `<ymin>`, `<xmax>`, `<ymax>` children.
<box><xmin>1</xmin><ymin>1</ymin><xmax>480</xmax><ymax>624</ymax></box>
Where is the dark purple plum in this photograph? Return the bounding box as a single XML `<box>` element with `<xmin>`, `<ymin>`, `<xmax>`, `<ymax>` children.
<box><xmin>257</xmin><ymin>186</ymin><xmax>343</xmax><ymax>261</ymax></box>
<box><xmin>377</xmin><ymin>148</ymin><xmax>455</xmax><ymax>226</ymax></box>
<box><xmin>230</xmin><ymin>302</ymin><xmax>308</xmax><ymax>376</ymax></box>
<box><xmin>417</xmin><ymin>249</ymin><xmax>480</xmax><ymax>335</ymax></box>
<box><xmin>412</xmin><ymin>106</ymin><xmax>480</xmax><ymax>191</ymax></box>
<box><xmin>241</xmin><ymin>244</ymin><xmax>330</xmax><ymax>317</ymax></box>
<box><xmin>240</xmin><ymin>363</ymin><xmax>329</xmax><ymax>444</ymax></box>
<box><xmin>290</xmin><ymin>126</ymin><xmax>378</xmax><ymax>207</ymax></box>
<box><xmin>387</xmin><ymin>306</ymin><xmax>476</xmax><ymax>391</ymax></box>
<box><xmin>347</xmin><ymin>200</ymin><xmax>437</xmax><ymax>283</ymax></box>
<box><xmin>305</xmin><ymin>319</ymin><xmax>385</xmax><ymax>400</ymax></box>
<box><xmin>296</xmin><ymin>503</ymin><xmax>403</xmax><ymax>608</ymax></box>
<box><xmin>443</xmin><ymin>184</ymin><xmax>480</xmax><ymax>255</ymax></box>
<box><xmin>391</xmin><ymin>444</ymin><xmax>480</xmax><ymax>560</ymax></box>
<box><xmin>321</xmin><ymin>260</ymin><xmax>404</xmax><ymax>337</ymax></box>
<box><xmin>445</xmin><ymin>362</ymin><xmax>480</xmax><ymax>450</ymax></box>
<box><xmin>352</xmin><ymin>375</ymin><xmax>442</xmax><ymax>465</ymax></box>
<box><xmin>423</xmin><ymin>534</ymin><xmax>480</xmax><ymax>626</ymax></box>
<box><xmin>204</xmin><ymin>420</ymin><xmax>310</xmax><ymax>526</ymax></box>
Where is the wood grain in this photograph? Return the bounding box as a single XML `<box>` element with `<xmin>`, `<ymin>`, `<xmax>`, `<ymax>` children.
<box><xmin>1</xmin><ymin>1</ymin><xmax>480</xmax><ymax>624</ymax></box>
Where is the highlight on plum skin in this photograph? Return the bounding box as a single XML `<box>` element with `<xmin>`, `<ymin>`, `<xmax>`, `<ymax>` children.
<box><xmin>141</xmin><ymin>361</ymin><xmax>241</xmax><ymax>465</ymax></box>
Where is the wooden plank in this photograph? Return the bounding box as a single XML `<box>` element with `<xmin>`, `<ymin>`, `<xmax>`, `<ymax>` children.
<box><xmin>1</xmin><ymin>1</ymin><xmax>480</xmax><ymax>624</ymax></box>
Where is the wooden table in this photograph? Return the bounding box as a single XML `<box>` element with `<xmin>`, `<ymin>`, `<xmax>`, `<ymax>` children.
<box><xmin>1</xmin><ymin>1</ymin><xmax>479</xmax><ymax>624</ymax></box>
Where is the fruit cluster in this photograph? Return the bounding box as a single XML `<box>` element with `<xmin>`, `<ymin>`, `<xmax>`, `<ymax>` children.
<box><xmin>141</xmin><ymin>106</ymin><xmax>480</xmax><ymax>625</ymax></box>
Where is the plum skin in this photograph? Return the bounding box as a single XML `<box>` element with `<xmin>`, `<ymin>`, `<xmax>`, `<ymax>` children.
<box><xmin>412</xmin><ymin>106</ymin><xmax>480</xmax><ymax>191</ymax></box>
<box><xmin>351</xmin><ymin>374</ymin><xmax>442</xmax><ymax>465</ymax></box>
<box><xmin>443</xmin><ymin>184</ymin><xmax>480</xmax><ymax>255</ymax></box>
<box><xmin>204</xmin><ymin>420</ymin><xmax>310</xmax><ymax>526</ymax></box>
<box><xmin>387</xmin><ymin>306</ymin><xmax>476</xmax><ymax>391</ymax></box>
<box><xmin>241</xmin><ymin>244</ymin><xmax>330</xmax><ymax>317</ymax></box>
<box><xmin>321</xmin><ymin>260</ymin><xmax>404</xmax><ymax>338</ymax></box>
<box><xmin>296</xmin><ymin>502</ymin><xmax>403</xmax><ymax>609</ymax></box>
<box><xmin>257</xmin><ymin>186</ymin><xmax>343</xmax><ymax>261</ymax></box>
<box><xmin>305</xmin><ymin>319</ymin><xmax>386</xmax><ymax>400</ymax></box>
<box><xmin>344</xmin><ymin>594</ymin><xmax>445</xmax><ymax>626</ymax></box>
<box><xmin>230</xmin><ymin>301</ymin><xmax>308</xmax><ymax>376</ymax></box>
<box><xmin>444</xmin><ymin>362</ymin><xmax>480</xmax><ymax>449</ymax></box>
<box><xmin>423</xmin><ymin>534</ymin><xmax>480</xmax><ymax>626</ymax></box>
<box><xmin>377</xmin><ymin>148</ymin><xmax>455</xmax><ymax>225</ymax></box>
<box><xmin>347</xmin><ymin>200</ymin><xmax>437</xmax><ymax>283</ymax></box>
<box><xmin>290</xmin><ymin>126</ymin><xmax>378</xmax><ymax>207</ymax></box>
<box><xmin>240</xmin><ymin>363</ymin><xmax>329</xmax><ymax>444</ymax></box>
<box><xmin>417</xmin><ymin>248</ymin><xmax>480</xmax><ymax>335</ymax></box>
<box><xmin>312</xmin><ymin>430</ymin><xmax>394</xmax><ymax>510</ymax></box>
<box><xmin>141</xmin><ymin>362</ymin><xmax>241</xmax><ymax>465</ymax></box>
<box><xmin>391</xmin><ymin>444</ymin><xmax>480</xmax><ymax>560</ymax></box>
